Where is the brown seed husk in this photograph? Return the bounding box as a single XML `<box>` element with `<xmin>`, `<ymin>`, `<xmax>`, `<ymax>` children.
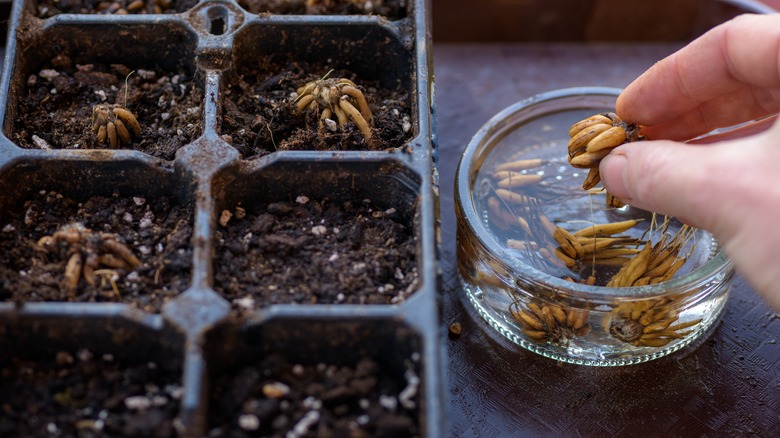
<box><xmin>496</xmin><ymin>174</ymin><xmax>543</xmax><ymax>189</ymax></box>
<box><xmin>568</xmin><ymin>114</ymin><xmax>614</xmax><ymax>138</ymax></box>
<box><xmin>507</xmin><ymin>239</ymin><xmax>538</xmax><ymax>251</ymax></box>
<box><xmin>569</xmin><ymin>149</ymin><xmax>612</xmax><ymax>168</ymax></box>
<box><xmin>495</xmin><ymin>158</ymin><xmax>544</xmax><ymax>172</ymax></box>
<box><xmin>582</xmin><ymin>167</ymin><xmax>601</xmax><ymax>190</ymax></box>
<box><xmin>573</xmin><ymin>219</ymin><xmax>641</xmax><ymax>238</ymax></box>
<box><xmin>568</xmin><ymin>123</ymin><xmax>612</xmax><ymax>154</ymax></box>
<box><xmin>585</xmin><ymin>125</ymin><xmax>627</xmax><ymax>153</ymax></box>
<box><xmin>495</xmin><ymin>188</ymin><xmax>536</xmax><ymax>206</ymax></box>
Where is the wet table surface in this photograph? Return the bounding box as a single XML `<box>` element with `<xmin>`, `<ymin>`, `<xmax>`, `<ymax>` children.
<box><xmin>434</xmin><ymin>43</ymin><xmax>780</xmax><ymax>437</ymax></box>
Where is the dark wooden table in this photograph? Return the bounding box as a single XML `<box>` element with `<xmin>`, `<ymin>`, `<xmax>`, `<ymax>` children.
<box><xmin>434</xmin><ymin>41</ymin><xmax>780</xmax><ymax>437</ymax></box>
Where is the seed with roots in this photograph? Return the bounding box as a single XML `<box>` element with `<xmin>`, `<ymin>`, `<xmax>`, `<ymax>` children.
<box><xmin>603</xmin><ymin>297</ymin><xmax>702</xmax><ymax>347</ymax></box>
<box><xmin>511</xmin><ymin>301</ymin><xmax>591</xmax><ymax>345</ymax></box>
<box><xmin>567</xmin><ymin>112</ymin><xmax>642</xmax><ymax>207</ymax></box>
<box><xmin>295</xmin><ymin>77</ymin><xmax>374</xmax><ymax>146</ymax></box>
<box><xmin>37</xmin><ymin>223</ymin><xmax>141</xmax><ymax>298</ymax></box>
<box><xmin>92</xmin><ymin>104</ymin><xmax>141</xmax><ymax>148</ymax></box>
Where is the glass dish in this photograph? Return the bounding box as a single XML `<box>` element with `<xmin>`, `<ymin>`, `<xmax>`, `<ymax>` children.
<box><xmin>455</xmin><ymin>87</ymin><xmax>734</xmax><ymax>366</ymax></box>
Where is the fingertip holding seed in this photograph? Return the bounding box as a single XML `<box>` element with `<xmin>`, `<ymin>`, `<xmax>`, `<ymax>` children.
<box><xmin>598</xmin><ymin>150</ymin><xmax>631</xmax><ymax>203</ymax></box>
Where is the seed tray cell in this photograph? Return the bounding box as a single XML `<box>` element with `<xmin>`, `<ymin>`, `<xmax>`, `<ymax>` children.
<box><xmin>236</xmin><ymin>0</ymin><xmax>410</xmax><ymax>19</ymax></box>
<box><xmin>222</xmin><ymin>22</ymin><xmax>415</xmax><ymax>156</ymax></box>
<box><xmin>212</xmin><ymin>160</ymin><xmax>421</xmax><ymax>309</ymax></box>
<box><xmin>31</xmin><ymin>0</ymin><xmax>200</xmax><ymax>17</ymax></box>
<box><xmin>0</xmin><ymin>313</ymin><xmax>185</xmax><ymax>437</ymax></box>
<box><xmin>205</xmin><ymin>318</ymin><xmax>424</xmax><ymax>437</ymax></box>
<box><xmin>5</xmin><ymin>22</ymin><xmax>201</xmax><ymax>158</ymax></box>
<box><xmin>0</xmin><ymin>160</ymin><xmax>193</xmax><ymax>311</ymax></box>
<box><xmin>0</xmin><ymin>0</ymin><xmax>442</xmax><ymax>436</ymax></box>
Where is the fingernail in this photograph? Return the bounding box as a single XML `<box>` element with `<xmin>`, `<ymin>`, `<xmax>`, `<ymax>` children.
<box><xmin>599</xmin><ymin>151</ymin><xmax>632</xmax><ymax>202</ymax></box>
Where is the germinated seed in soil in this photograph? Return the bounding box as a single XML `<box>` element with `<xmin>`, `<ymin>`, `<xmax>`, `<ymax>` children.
<box><xmin>0</xmin><ymin>191</ymin><xmax>193</xmax><ymax>312</ymax></box>
<box><xmin>13</xmin><ymin>56</ymin><xmax>203</xmax><ymax>160</ymax></box>
<box><xmin>221</xmin><ymin>62</ymin><xmax>411</xmax><ymax>157</ymax></box>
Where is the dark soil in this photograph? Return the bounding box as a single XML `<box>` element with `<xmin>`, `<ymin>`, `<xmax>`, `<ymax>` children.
<box><xmin>238</xmin><ymin>0</ymin><xmax>408</xmax><ymax>19</ymax></box>
<box><xmin>32</xmin><ymin>0</ymin><xmax>199</xmax><ymax>18</ymax></box>
<box><xmin>221</xmin><ymin>62</ymin><xmax>412</xmax><ymax>158</ymax></box>
<box><xmin>0</xmin><ymin>190</ymin><xmax>193</xmax><ymax>313</ymax></box>
<box><xmin>207</xmin><ymin>354</ymin><xmax>421</xmax><ymax>437</ymax></box>
<box><xmin>213</xmin><ymin>196</ymin><xmax>418</xmax><ymax>310</ymax></box>
<box><xmin>0</xmin><ymin>349</ymin><xmax>182</xmax><ymax>437</ymax></box>
<box><xmin>12</xmin><ymin>56</ymin><xmax>203</xmax><ymax>161</ymax></box>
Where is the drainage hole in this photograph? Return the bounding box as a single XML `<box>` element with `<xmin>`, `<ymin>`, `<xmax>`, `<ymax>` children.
<box><xmin>208</xmin><ymin>6</ymin><xmax>228</xmax><ymax>35</ymax></box>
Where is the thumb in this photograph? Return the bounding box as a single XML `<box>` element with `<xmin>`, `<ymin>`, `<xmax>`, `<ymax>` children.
<box><xmin>598</xmin><ymin>136</ymin><xmax>764</xmax><ymax>236</ymax></box>
<box><xmin>599</xmin><ymin>125</ymin><xmax>780</xmax><ymax>310</ymax></box>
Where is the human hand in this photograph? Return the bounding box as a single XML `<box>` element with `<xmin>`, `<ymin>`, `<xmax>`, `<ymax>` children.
<box><xmin>600</xmin><ymin>13</ymin><xmax>780</xmax><ymax>309</ymax></box>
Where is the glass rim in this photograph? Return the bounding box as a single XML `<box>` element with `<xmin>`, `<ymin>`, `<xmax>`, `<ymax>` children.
<box><xmin>455</xmin><ymin>86</ymin><xmax>734</xmax><ymax>300</ymax></box>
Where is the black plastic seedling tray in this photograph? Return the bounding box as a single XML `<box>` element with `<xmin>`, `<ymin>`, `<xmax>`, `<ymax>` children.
<box><xmin>0</xmin><ymin>1</ymin><xmax>442</xmax><ymax>436</ymax></box>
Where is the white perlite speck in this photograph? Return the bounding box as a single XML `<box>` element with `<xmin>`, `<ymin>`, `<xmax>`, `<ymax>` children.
<box><xmin>302</xmin><ymin>396</ymin><xmax>322</xmax><ymax>410</ymax></box>
<box><xmin>124</xmin><ymin>395</ymin><xmax>152</xmax><ymax>411</ymax></box>
<box><xmin>238</xmin><ymin>414</ymin><xmax>260</xmax><ymax>431</ymax></box>
<box><xmin>39</xmin><ymin>69</ymin><xmax>59</xmax><ymax>80</ymax></box>
<box><xmin>77</xmin><ymin>348</ymin><xmax>93</xmax><ymax>362</ymax></box>
<box><xmin>165</xmin><ymin>384</ymin><xmax>184</xmax><ymax>400</ymax></box>
<box><xmin>286</xmin><ymin>410</ymin><xmax>320</xmax><ymax>438</ymax></box>
<box><xmin>379</xmin><ymin>395</ymin><xmax>398</xmax><ymax>411</ymax></box>
<box><xmin>139</xmin><ymin>211</ymin><xmax>154</xmax><ymax>229</ymax></box>
<box><xmin>234</xmin><ymin>296</ymin><xmax>255</xmax><ymax>310</ymax></box>
<box><xmin>32</xmin><ymin>135</ymin><xmax>51</xmax><ymax>150</ymax></box>
<box><xmin>402</xmin><ymin>116</ymin><xmax>412</xmax><ymax>133</ymax></box>
<box><xmin>323</xmin><ymin>118</ymin><xmax>338</xmax><ymax>132</ymax></box>
<box><xmin>398</xmin><ymin>368</ymin><xmax>419</xmax><ymax>410</ymax></box>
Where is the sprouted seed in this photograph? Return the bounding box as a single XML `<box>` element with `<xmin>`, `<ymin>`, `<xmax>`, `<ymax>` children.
<box><xmin>566</xmin><ymin>112</ymin><xmax>643</xmax><ymax>208</ymax></box>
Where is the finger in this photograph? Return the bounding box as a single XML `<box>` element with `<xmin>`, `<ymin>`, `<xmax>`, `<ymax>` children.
<box><xmin>598</xmin><ymin>135</ymin><xmax>766</xmax><ymax>237</ymax></box>
<box><xmin>638</xmin><ymin>92</ymin><xmax>780</xmax><ymax>141</ymax></box>
<box><xmin>600</xmin><ymin>124</ymin><xmax>780</xmax><ymax>309</ymax></box>
<box><xmin>617</xmin><ymin>14</ymin><xmax>780</xmax><ymax>135</ymax></box>
<box><xmin>687</xmin><ymin>114</ymin><xmax>778</xmax><ymax>144</ymax></box>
